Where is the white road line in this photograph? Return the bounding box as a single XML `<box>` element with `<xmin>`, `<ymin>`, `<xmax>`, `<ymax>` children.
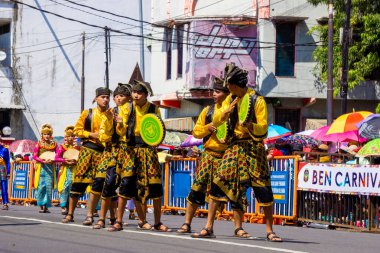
<box><xmin>1</xmin><ymin>215</ymin><xmax>308</xmax><ymax>253</ymax></box>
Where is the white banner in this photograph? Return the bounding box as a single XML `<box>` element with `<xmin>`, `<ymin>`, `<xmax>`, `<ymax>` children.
<box><xmin>297</xmin><ymin>162</ymin><xmax>380</xmax><ymax>195</ymax></box>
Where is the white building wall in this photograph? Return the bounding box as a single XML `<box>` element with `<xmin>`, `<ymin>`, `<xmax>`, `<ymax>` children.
<box><xmin>257</xmin><ymin>0</ymin><xmax>327</xmax><ymax>98</ymax></box>
<box><xmin>10</xmin><ymin>0</ymin><xmax>151</xmax><ymax>139</ymax></box>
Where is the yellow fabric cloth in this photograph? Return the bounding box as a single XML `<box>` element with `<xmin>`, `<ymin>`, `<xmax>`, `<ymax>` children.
<box><xmin>192</xmin><ymin>105</ymin><xmax>228</xmax><ymax>152</ymax></box>
<box><xmin>99</xmin><ymin>105</ymin><xmax>129</xmax><ymax>143</ymax></box>
<box><xmin>74</xmin><ymin>108</ymin><xmax>106</xmax><ymax>147</ymax></box>
<box><xmin>213</xmin><ymin>88</ymin><xmax>268</xmax><ymax>140</ymax></box>
<box><xmin>133</xmin><ymin>101</ymin><xmax>161</xmax><ymax>136</ymax></box>
<box><xmin>34</xmin><ymin>163</ymin><xmax>57</xmax><ymax>189</ymax></box>
<box><xmin>319</xmin><ymin>156</ymin><xmax>331</xmax><ymax>163</ymax></box>
<box><xmin>57</xmin><ymin>167</ymin><xmax>67</xmax><ymax>193</ymax></box>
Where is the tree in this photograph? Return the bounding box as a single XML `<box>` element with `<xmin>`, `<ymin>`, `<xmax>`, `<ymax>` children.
<box><xmin>308</xmin><ymin>0</ymin><xmax>380</xmax><ymax>96</ymax></box>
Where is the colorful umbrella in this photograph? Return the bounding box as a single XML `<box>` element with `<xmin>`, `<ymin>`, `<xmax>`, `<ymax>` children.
<box><xmin>311</xmin><ymin>125</ymin><xmax>366</xmax><ymax>143</ymax></box>
<box><xmin>356</xmin><ymin>114</ymin><xmax>380</xmax><ymax>140</ymax></box>
<box><xmin>326</xmin><ymin>111</ymin><xmax>373</xmax><ymax>135</ymax></box>
<box><xmin>180</xmin><ymin>135</ymin><xmax>203</xmax><ymax>147</ymax></box>
<box><xmin>295</xmin><ymin>129</ymin><xmax>315</xmax><ymax>136</ymax></box>
<box><xmin>278</xmin><ymin>135</ymin><xmax>320</xmax><ymax>148</ymax></box>
<box><xmin>265</xmin><ymin>124</ymin><xmax>291</xmax><ymax>143</ymax></box>
<box><xmin>9</xmin><ymin>139</ymin><xmax>37</xmax><ymax>154</ymax></box>
<box><xmin>357</xmin><ymin>139</ymin><xmax>380</xmax><ymax>157</ymax></box>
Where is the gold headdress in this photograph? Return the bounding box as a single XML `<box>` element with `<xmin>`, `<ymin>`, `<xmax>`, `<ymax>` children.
<box><xmin>64</xmin><ymin>125</ymin><xmax>75</xmax><ymax>137</ymax></box>
<box><xmin>41</xmin><ymin>124</ymin><xmax>53</xmax><ymax>135</ymax></box>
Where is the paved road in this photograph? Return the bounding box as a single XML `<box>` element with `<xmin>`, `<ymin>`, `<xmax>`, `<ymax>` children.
<box><xmin>0</xmin><ymin>205</ymin><xmax>378</xmax><ymax>253</ymax></box>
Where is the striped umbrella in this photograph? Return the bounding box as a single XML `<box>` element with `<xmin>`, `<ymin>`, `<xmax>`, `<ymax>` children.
<box><xmin>326</xmin><ymin>111</ymin><xmax>373</xmax><ymax>135</ymax></box>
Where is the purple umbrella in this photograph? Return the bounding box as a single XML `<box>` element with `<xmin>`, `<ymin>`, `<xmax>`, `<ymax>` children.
<box><xmin>180</xmin><ymin>135</ymin><xmax>203</xmax><ymax>147</ymax></box>
<box><xmin>356</xmin><ymin>114</ymin><xmax>380</xmax><ymax>140</ymax></box>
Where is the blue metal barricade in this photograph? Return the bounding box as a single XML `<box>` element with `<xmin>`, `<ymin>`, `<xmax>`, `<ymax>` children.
<box><xmin>9</xmin><ymin>162</ymin><xmax>33</xmax><ymax>202</ymax></box>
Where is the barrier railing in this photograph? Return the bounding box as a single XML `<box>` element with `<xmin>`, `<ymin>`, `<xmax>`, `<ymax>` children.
<box><xmin>6</xmin><ymin>156</ymin><xmax>299</xmax><ymax>225</ymax></box>
<box><xmin>297</xmin><ymin>162</ymin><xmax>380</xmax><ymax>231</ymax></box>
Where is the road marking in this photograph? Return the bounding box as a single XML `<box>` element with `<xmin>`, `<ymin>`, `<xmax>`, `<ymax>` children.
<box><xmin>1</xmin><ymin>215</ymin><xmax>308</xmax><ymax>253</ymax></box>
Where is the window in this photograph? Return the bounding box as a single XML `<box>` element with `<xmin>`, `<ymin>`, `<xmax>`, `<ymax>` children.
<box><xmin>166</xmin><ymin>28</ymin><xmax>173</xmax><ymax>80</ymax></box>
<box><xmin>275</xmin><ymin>108</ymin><xmax>300</xmax><ymax>133</ymax></box>
<box><xmin>0</xmin><ymin>23</ymin><xmax>11</xmax><ymax>67</ymax></box>
<box><xmin>176</xmin><ymin>25</ymin><xmax>184</xmax><ymax>79</ymax></box>
<box><xmin>275</xmin><ymin>23</ymin><xmax>296</xmax><ymax>77</ymax></box>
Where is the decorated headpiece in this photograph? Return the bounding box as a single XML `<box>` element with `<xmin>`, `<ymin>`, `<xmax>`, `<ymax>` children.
<box><xmin>64</xmin><ymin>125</ymin><xmax>75</xmax><ymax>137</ymax></box>
<box><xmin>212</xmin><ymin>77</ymin><xmax>229</xmax><ymax>93</ymax></box>
<box><xmin>95</xmin><ymin>87</ymin><xmax>112</xmax><ymax>97</ymax></box>
<box><xmin>224</xmin><ymin>62</ymin><xmax>248</xmax><ymax>88</ymax></box>
<box><xmin>41</xmin><ymin>124</ymin><xmax>53</xmax><ymax>135</ymax></box>
<box><xmin>132</xmin><ymin>80</ymin><xmax>154</xmax><ymax>96</ymax></box>
<box><xmin>114</xmin><ymin>83</ymin><xmax>131</xmax><ymax>97</ymax></box>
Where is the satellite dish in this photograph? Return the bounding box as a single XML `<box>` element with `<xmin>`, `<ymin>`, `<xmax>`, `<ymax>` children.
<box><xmin>0</xmin><ymin>51</ymin><xmax>6</xmax><ymax>61</ymax></box>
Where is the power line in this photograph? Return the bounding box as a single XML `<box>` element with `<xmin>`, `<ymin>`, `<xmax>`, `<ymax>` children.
<box><xmin>10</xmin><ymin>1</ymin><xmax>323</xmax><ymax>50</ymax></box>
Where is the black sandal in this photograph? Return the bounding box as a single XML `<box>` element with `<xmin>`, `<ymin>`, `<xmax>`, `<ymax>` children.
<box><xmin>191</xmin><ymin>227</ymin><xmax>216</xmax><ymax>238</ymax></box>
<box><xmin>177</xmin><ymin>223</ymin><xmax>191</xmax><ymax>234</ymax></box>
<box><xmin>93</xmin><ymin>219</ymin><xmax>106</xmax><ymax>229</ymax></box>
<box><xmin>234</xmin><ymin>227</ymin><xmax>253</xmax><ymax>239</ymax></box>
<box><xmin>137</xmin><ymin>221</ymin><xmax>152</xmax><ymax>230</ymax></box>
<box><xmin>108</xmin><ymin>221</ymin><xmax>123</xmax><ymax>232</ymax></box>
<box><xmin>108</xmin><ymin>218</ymin><xmax>116</xmax><ymax>225</ymax></box>
<box><xmin>61</xmin><ymin>214</ymin><xmax>74</xmax><ymax>223</ymax></box>
<box><xmin>267</xmin><ymin>232</ymin><xmax>283</xmax><ymax>242</ymax></box>
<box><xmin>153</xmin><ymin>222</ymin><xmax>172</xmax><ymax>232</ymax></box>
<box><xmin>82</xmin><ymin>216</ymin><xmax>94</xmax><ymax>226</ymax></box>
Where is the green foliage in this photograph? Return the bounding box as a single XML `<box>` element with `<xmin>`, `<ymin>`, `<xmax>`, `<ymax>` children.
<box><xmin>376</xmin><ymin>103</ymin><xmax>380</xmax><ymax>114</ymax></box>
<box><xmin>308</xmin><ymin>0</ymin><xmax>380</xmax><ymax>95</ymax></box>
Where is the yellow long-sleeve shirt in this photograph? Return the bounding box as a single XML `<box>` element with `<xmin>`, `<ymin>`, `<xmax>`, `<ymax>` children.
<box><xmin>213</xmin><ymin>88</ymin><xmax>268</xmax><ymax>140</ymax></box>
<box><xmin>74</xmin><ymin>108</ymin><xmax>106</xmax><ymax>147</ymax></box>
<box><xmin>133</xmin><ymin>101</ymin><xmax>161</xmax><ymax>137</ymax></box>
<box><xmin>99</xmin><ymin>105</ymin><xmax>130</xmax><ymax>144</ymax></box>
<box><xmin>192</xmin><ymin>104</ymin><xmax>228</xmax><ymax>152</ymax></box>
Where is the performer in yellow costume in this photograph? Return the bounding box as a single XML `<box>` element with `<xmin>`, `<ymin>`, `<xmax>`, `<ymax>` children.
<box><xmin>62</xmin><ymin>87</ymin><xmax>111</xmax><ymax>225</ymax></box>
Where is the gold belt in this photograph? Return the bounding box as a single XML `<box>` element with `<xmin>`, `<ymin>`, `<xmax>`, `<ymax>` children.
<box><xmin>205</xmin><ymin>149</ymin><xmax>224</xmax><ymax>158</ymax></box>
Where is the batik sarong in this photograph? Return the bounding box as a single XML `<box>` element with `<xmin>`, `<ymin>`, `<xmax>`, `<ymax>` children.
<box><xmin>187</xmin><ymin>150</ymin><xmax>227</xmax><ymax>205</ymax></box>
<box><xmin>213</xmin><ymin>139</ymin><xmax>273</xmax><ymax>211</ymax></box>
<box><xmin>134</xmin><ymin>147</ymin><xmax>162</xmax><ymax>203</ymax></box>
<box><xmin>36</xmin><ymin>163</ymin><xmax>54</xmax><ymax>208</ymax></box>
<box><xmin>73</xmin><ymin>146</ymin><xmax>103</xmax><ymax>184</ymax></box>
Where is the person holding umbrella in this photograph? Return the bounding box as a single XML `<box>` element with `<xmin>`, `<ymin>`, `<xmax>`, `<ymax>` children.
<box><xmin>0</xmin><ymin>140</ymin><xmax>10</xmax><ymax>210</ymax></box>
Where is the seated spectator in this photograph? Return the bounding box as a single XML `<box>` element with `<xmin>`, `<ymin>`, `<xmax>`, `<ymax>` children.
<box><xmin>267</xmin><ymin>144</ymin><xmax>284</xmax><ymax>160</ymax></box>
<box><xmin>317</xmin><ymin>144</ymin><xmax>331</xmax><ymax>163</ymax></box>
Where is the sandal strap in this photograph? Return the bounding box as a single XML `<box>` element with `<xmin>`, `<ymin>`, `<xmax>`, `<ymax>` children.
<box><xmin>181</xmin><ymin>223</ymin><xmax>191</xmax><ymax>230</ymax></box>
<box><xmin>267</xmin><ymin>232</ymin><xmax>280</xmax><ymax>239</ymax></box>
<box><xmin>139</xmin><ymin>220</ymin><xmax>150</xmax><ymax>228</ymax></box>
<box><xmin>234</xmin><ymin>227</ymin><xmax>244</xmax><ymax>235</ymax></box>
<box><xmin>202</xmin><ymin>227</ymin><xmax>213</xmax><ymax>234</ymax></box>
<box><xmin>153</xmin><ymin>222</ymin><xmax>163</xmax><ymax>230</ymax></box>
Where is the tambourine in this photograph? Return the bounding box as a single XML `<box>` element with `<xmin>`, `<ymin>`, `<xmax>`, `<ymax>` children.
<box><xmin>216</xmin><ymin>121</ymin><xmax>230</xmax><ymax>143</ymax></box>
<box><xmin>39</xmin><ymin>151</ymin><xmax>56</xmax><ymax>161</ymax></box>
<box><xmin>63</xmin><ymin>148</ymin><xmax>80</xmax><ymax>161</ymax></box>
<box><xmin>238</xmin><ymin>93</ymin><xmax>255</xmax><ymax>125</ymax></box>
<box><xmin>140</xmin><ymin>113</ymin><xmax>166</xmax><ymax>146</ymax></box>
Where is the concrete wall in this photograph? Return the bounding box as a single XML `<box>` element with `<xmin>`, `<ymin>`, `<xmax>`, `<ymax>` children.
<box><xmin>8</xmin><ymin>0</ymin><xmax>151</xmax><ymax>139</ymax></box>
<box><xmin>257</xmin><ymin>0</ymin><xmax>327</xmax><ymax>99</ymax></box>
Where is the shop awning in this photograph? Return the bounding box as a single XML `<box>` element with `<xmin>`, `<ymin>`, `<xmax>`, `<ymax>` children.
<box><xmin>151</xmin><ymin>93</ymin><xmax>181</xmax><ymax>109</ymax></box>
<box><xmin>164</xmin><ymin>117</ymin><xmax>197</xmax><ymax>132</ymax></box>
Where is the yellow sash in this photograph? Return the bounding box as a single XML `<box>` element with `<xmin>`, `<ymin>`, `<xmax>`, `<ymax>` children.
<box><xmin>34</xmin><ymin>163</ymin><xmax>57</xmax><ymax>189</ymax></box>
<box><xmin>57</xmin><ymin>166</ymin><xmax>67</xmax><ymax>193</ymax></box>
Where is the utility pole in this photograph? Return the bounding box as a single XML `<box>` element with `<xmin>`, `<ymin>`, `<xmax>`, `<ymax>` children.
<box><xmin>81</xmin><ymin>32</ymin><xmax>85</xmax><ymax>111</ymax></box>
<box><xmin>340</xmin><ymin>0</ymin><xmax>351</xmax><ymax>115</ymax></box>
<box><xmin>327</xmin><ymin>0</ymin><xmax>334</xmax><ymax>125</ymax></box>
<box><xmin>105</xmin><ymin>26</ymin><xmax>110</xmax><ymax>89</ymax></box>
<box><xmin>138</xmin><ymin>0</ymin><xmax>145</xmax><ymax>79</ymax></box>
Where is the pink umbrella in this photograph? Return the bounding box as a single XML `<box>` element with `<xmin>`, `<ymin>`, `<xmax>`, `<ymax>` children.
<box><xmin>311</xmin><ymin>125</ymin><xmax>366</xmax><ymax>143</ymax></box>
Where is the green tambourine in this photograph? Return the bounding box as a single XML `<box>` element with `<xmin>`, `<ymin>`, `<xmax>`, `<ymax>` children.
<box><xmin>140</xmin><ymin>114</ymin><xmax>166</xmax><ymax>146</ymax></box>
<box><xmin>216</xmin><ymin>121</ymin><xmax>229</xmax><ymax>143</ymax></box>
<box><xmin>238</xmin><ymin>93</ymin><xmax>254</xmax><ymax>125</ymax></box>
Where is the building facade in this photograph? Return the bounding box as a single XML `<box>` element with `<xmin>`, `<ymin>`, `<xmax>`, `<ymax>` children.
<box><xmin>0</xmin><ymin>0</ymin><xmax>151</xmax><ymax>140</ymax></box>
<box><xmin>149</xmin><ymin>0</ymin><xmax>379</xmax><ymax>133</ymax></box>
